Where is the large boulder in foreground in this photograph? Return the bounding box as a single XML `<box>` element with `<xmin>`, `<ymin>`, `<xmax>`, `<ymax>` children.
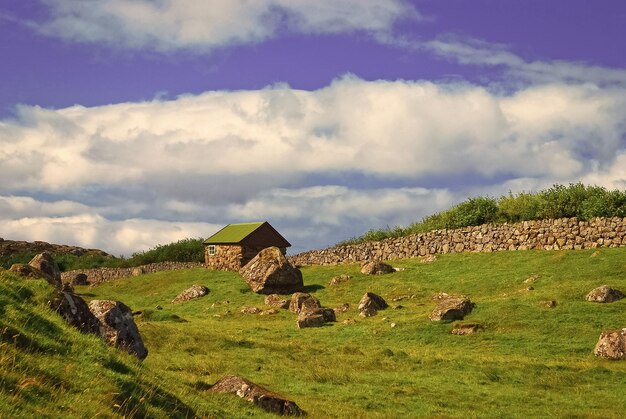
<box><xmin>360</xmin><ymin>261</ymin><xmax>394</xmax><ymax>275</ymax></box>
<box><xmin>209</xmin><ymin>375</ymin><xmax>304</xmax><ymax>416</ymax></box>
<box><xmin>239</xmin><ymin>247</ymin><xmax>304</xmax><ymax>295</ymax></box>
<box><xmin>430</xmin><ymin>296</ymin><xmax>475</xmax><ymax>321</ymax></box>
<box><xmin>172</xmin><ymin>285</ymin><xmax>209</xmax><ymax>304</ymax></box>
<box><xmin>88</xmin><ymin>300</ymin><xmax>148</xmax><ymax>360</ymax></box>
<box><xmin>594</xmin><ymin>328</ymin><xmax>626</xmax><ymax>360</ymax></box>
<box><xmin>358</xmin><ymin>292</ymin><xmax>388</xmax><ymax>317</ymax></box>
<box><xmin>585</xmin><ymin>285</ymin><xmax>625</xmax><ymax>303</ymax></box>
<box><xmin>28</xmin><ymin>252</ymin><xmax>62</xmax><ymax>288</ymax></box>
<box><xmin>49</xmin><ymin>291</ymin><xmax>100</xmax><ymax>334</ymax></box>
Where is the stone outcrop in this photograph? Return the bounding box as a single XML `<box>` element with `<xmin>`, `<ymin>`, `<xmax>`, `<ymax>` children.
<box><xmin>9</xmin><ymin>252</ymin><xmax>62</xmax><ymax>289</ymax></box>
<box><xmin>585</xmin><ymin>285</ymin><xmax>625</xmax><ymax>303</ymax></box>
<box><xmin>430</xmin><ymin>296</ymin><xmax>474</xmax><ymax>321</ymax></box>
<box><xmin>265</xmin><ymin>294</ymin><xmax>290</xmax><ymax>309</ymax></box>
<box><xmin>60</xmin><ymin>262</ymin><xmax>204</xmax><ymax>286</ymax></box>
<box><xmin>594</xmin><ymin>328</ymin><xmax>626</xmax><ymax>360</ymax></box>
<box><xmin>88</xmin><ymin>300</ymin><xmax>148</xmax><ymax>360</ymax></box>
<box><xmin>358</xmin><ymin>292</ymin><xmax>388</xmax><ymax>317</ymax></box>
<box><xmin>289</xmin><ymin>217</ymin><xmax>626</xmax><ymax>266</ymax></box>
<box><xmin>0</xmin><ymin>238</ymin><xmax>111</xmax><ymax>259</ymax></box>
<box><xmin>28</xmin><ymin>252</ymin><xmax>61</xmax><ymax>287</ymax></box>
<box><xmin>49</xmin><ymin>291</ymin><xmax>99</xmax><ymax>334</ymax></box>
<box><xmin>172</xmin><ymin>285</ymin><xmax>209</xmax><ymax>304</ymax></box>
<box><xmin>209</xmin><ymin>375</ymin><xmax>304</xmax><ymax>416</ymax></box>
<box><xmin>360</xmin><ymin>261</ymin><xmax>394</xmax><ymax>275</ymax></box>
<box><xmin>239</xmin><ymin>247</ymin><xmax>304</xmax><ymax>295</ymax></box>
<box><xmin>289</xmin><ymin>292</ymin><xmax>321</xmax><ymax>314</ymax></box>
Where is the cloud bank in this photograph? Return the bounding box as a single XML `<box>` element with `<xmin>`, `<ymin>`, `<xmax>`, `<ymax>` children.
<box><xmin>2</xmin><ymin>75</ymin><xmax>626</xmax><ymax>254</ymax></box>
<box><xmin>37</xmin><ymin>0</ymin><xmax>417</xmax><ymax>52</ymax></box>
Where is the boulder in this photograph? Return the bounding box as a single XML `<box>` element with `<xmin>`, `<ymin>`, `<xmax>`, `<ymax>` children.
<box><xmin>172</xmin><ymin>285</ymin><xmax>209</xmax><ymax>304</ymax></box>
<box><xmin>239</xmin><ymin>247</ymin><xmax>304</xmax><ymax>294</ymax></box>
<box><xmin>430</xmin><ymin>296</ymin><xmax>474</xmax><ymax>321</ymax></box>
<box><xmin>264</xmin><ymin>294</ymin><xmax>290</xmax><ymax>309</ymax></box>
<box><xmin>329</xmin><ymin>274</ymin><xmax>352</xmax><ymax>286</ymax></box>
<box><xmin>289</xmin><ymin>292</ymin><xmax>321</xmax><ymax>314</ymax></box>
<box><xmin>9</xmin><ymin>263</ymin><xmax>45</xmax><ymax>280</ymax></box>
<box><xmin>88</xmin><ymin>300</ymin><xmax>148</xmax><ymax>360</ymax></box>
<box><xmin>28</xmin><ymin>252</ymin><xmax>61</xmax><ymax>288</ymax></box>
<box><xmin>49</xmin><ymin>291</ymin><xmax>99</xmax><ymax>334</ymax></box>
<box><xmin>209</xmin><ymin>375</ymin><xmax>304</xmax><ymax>416</ymax></box>
<box><xmin>360</xmin><ymin>261</ymin><xmax>394</xmax><ymax>275</ymax></box>
<box><xmin>131</xmin><ymin>267</ymin><xmax>144</xmax><ymax>277</ymax></box>
<box><xmin>585</xmin><ymin>285</ymin><xmax>625</xmax><ymax>303</ymax></box>
<box><xmin>594</xmin><ymin>328</ymin><xmax>626</xmax><ymax>360</ymax></box>
<box><xmin>69</xmin><ymin>273</ymin><xmax>88</xmax><ymax>286</ymax></box>
<box><xmin>296</xmin><ymin>308</ymin><xmax>335</xmax><ymax>329</ymax></box>
<box><xmin>358</xmin><ymin>292</ymin><xmax>388</xmax><ymax>317</ymax></box>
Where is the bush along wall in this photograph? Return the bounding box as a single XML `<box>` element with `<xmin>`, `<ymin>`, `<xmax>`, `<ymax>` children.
<box><xmin>289</xmin><ymin>217</ymin><xmax>626</xmax><ymax>266</ymax></box>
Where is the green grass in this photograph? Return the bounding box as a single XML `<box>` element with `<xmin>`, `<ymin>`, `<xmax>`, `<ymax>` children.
<box><xmin>3</xmin><ymin>247</ymin><xmax>626</xmax><ymax>417</ymax></box>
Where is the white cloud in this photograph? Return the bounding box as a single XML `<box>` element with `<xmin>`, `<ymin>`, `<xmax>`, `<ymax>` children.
<box><xmin>423</xmin><ymin>37</ymin><xmax>626</xmax><ymax>86</ymax></box>
<box><xmin>37</xmin><ymin>0</ymin><xmax>417</xmax><ymax>52</ymax></box>
<box><xmin>1</xmin><ymin>76</ymin><xmax>625</xmax><ymax>254</ymax></box>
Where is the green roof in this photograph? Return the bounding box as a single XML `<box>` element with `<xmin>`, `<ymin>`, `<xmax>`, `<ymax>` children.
<box><xmin>203</xmin><ymin>222</ymin><xmax>265</xmax><ymax>244</ymax></box>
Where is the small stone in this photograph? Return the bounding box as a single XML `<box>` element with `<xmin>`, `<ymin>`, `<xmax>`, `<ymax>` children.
<box><xmin>585</xmin><ymin>285</ymin><xmax>625</xmax><ymax>303</ymax></box>
<box><xmin>264</xmin><ymin>294</ymin><xmax>290</xmax><ymax>309</ymax></box>
<box><xmin>342</xmin><ymin>319</ymin><xmax>356</xmax><ymax>325</ymax></box>
<box><xmin>430</xmin><ymin>296</ymin><xmax>474</xmax><ymax>321</ymax></box>
<box><xmin>289</xmin><ymin>292</ymin><xmax>321</xmax><ymax>314</ymax></box>
<box><xmin>241</xmin><ymin>306</ymin><xmax>262</xmax><ymax>314</ymax></box>
<box><xmin>594</xmin><ymin>328</ymin><xmax>626</xmax><ymax>360</ymax></box>
<box><xmin>451</xmin><ymin>323</ymin><xmax>482</xmax><ymax>335</ymax></box>
<box><xmin>172</xmin><ymin>285</ymin><xmax>209</xmax><ymax>304</ymax></box>
<box><xmin>360</xmin><ymin>261</ymin><xmax>395</xmax><ymax>275</ymax></box>
<box><xmin>540</xmin><ymin>300</ymin><xmax>557</xmax><ymax>308</ymax></box>
<box><xmin>358</xmin><ymin>292</ymin><xmax>388</xmax><ymax>317</ymax></box>
<box><xmin>333</xmin><ymin>303</ymin><xmax>350</xmax><ymax>314</ymax></box>
<box><xmin>390</xmin><ymin>323</ymin><xmax>397</xmax><ymax>328</ymax></box>
<box><xmin>329</xmin><ymin>274</ymin><xmax>352</xmax><ymax>286</ymax></box>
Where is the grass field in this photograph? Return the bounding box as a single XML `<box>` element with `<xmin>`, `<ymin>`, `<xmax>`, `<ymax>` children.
<box><xmin>2</xmin><ymin>247</ymin><xmax>626</xmax><ymax>417</ymax></box>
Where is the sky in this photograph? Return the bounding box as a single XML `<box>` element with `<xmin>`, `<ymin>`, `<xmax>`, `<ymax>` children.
<box><xmin>1</xmin><ymin>0</ymin><xmax>625</xmax><ymax>256</ymax></box>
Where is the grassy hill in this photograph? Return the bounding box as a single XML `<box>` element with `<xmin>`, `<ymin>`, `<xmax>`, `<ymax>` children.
<box><xmin>3</xmin><ymin>247</ymin><xmax>626</xmax><ymax>417</ymax></box>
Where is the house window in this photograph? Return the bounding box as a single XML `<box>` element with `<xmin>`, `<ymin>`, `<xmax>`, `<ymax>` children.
<box><xmin>208</xmin><ymin>245</ymin><xmax>216</xmax><ymax>256</ymax></box>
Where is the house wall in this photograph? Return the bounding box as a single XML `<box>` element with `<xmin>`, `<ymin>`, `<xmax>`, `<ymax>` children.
<box><xmin>204</xmin><ymin>244</ymin><xmax>287</xmax><ymax>271</ymax></box>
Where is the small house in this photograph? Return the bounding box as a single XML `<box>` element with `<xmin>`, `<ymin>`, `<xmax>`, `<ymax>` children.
<box><xmin>203</xmin><ymin>221</ymin><xmax>291</xmax><ymax>271</ymax></box>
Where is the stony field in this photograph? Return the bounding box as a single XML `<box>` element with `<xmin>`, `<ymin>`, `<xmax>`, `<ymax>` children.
<box><xmin>2</xmin><ymin>247</ymin><xmax>626</xmax><ymax>417</ymax></box>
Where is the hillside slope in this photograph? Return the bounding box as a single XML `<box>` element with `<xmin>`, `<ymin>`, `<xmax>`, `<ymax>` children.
<box><xmin>3</xmin><ymin>248</ymin><xmax>626</xmax><ymax>417</ymax></box>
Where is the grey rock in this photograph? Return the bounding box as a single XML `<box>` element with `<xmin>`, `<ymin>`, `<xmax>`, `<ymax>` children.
<box><xmin>88</xmin><ymin>300</ymin><xmax>148</xmax><ymax>360</ymax></box>
<box><xmin>239</xmin><ymin>247</ymin><xmax>304</xmax><ymax>294</ymax></box>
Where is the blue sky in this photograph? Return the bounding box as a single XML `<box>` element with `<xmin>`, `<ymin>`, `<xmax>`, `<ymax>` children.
<box><xmin>1</xmin><ymin>0</ymin><xmax>625</xmax><ymax>255</ymax></box>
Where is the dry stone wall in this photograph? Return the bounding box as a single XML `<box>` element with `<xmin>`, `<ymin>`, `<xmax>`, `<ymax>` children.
<box><xmin>61</xmin><ymin>261</ymin><xmax>204</xmax><ymax>285</ymax></box>
<box><xmin>289</xmin><ymin>217</ymin><xmax>626</xmax><ymax>266</ymax></box>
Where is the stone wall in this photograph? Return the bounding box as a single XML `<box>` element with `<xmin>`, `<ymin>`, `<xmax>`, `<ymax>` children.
<box><xmin>61</xmin><ymin>261</ymin><xmax>204</xmax><ymax>285</ymax></box>
<box><xmin>289</xmin><ymin>217</ymin><xmax>626</xmax><ymax>266</ymax></box>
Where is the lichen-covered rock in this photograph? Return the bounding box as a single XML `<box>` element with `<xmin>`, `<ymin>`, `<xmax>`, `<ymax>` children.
<box><xmin>329</xmin><ymin>274</ymin><xmax>352</xmax><ymax>286</ymax></box>
<box><xmin>289</xmin><ymin>292</ymin><xmax>321</xmax><ymax>314</ymax></box>
<box><xmin>49</xmin><ymin>291</ymin><xmax>99</xmax><ymax>334</ymax></box>
<box><xmin>264</xmin><ymin>294</ymin><xmax>290</xmax><ymax>309</ymax></box>
<box><xmin>358</xmin><ymin>292</ymin><xmax>388</xmax><ymax>317</ymax></box>
<box><xmin>360</xmin><ymin>261</ymin><xmax>395</xmax><ymax>275</ymax></box>
<box><xmin>28</xmin><ymin>252</ymin><xmax>61</xmax><ymax>288</ymax></box>
<box><xmin>209</xmin><ymin>375</ymin><xmax>304</xmax><ymax>416</ymax></box>
<box><xmin>594</xmin><ymin>328</ymin><xmax>626</xmax><ymax>360</ymax></box>
<box><xmin>88</xmin><ymin>300</ymin><xmax>148</xmax><ymax>360</ymax></box>
<box><xmin>239</xmin><ymin>247</ymin><xmax>304</xmax><ymax>294</ymax></box>
<box><xmin>585</xmin><ymin>285</ymin><xmax>625</xmax><ymax>303</ymax></box>
<box><xmin>172</xmin><ymin>285</ymin><xmax>209</xmax><ymax>304</ymax></box>
<box><xmin>296</xmin><ymin>307</ymin><xmax>335</xmax><ymax>329</ymax></box>
<box><xmin>430</xmin><ymin>296</ymin><xmax>474</xmax><ymax>321</ymax></box>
